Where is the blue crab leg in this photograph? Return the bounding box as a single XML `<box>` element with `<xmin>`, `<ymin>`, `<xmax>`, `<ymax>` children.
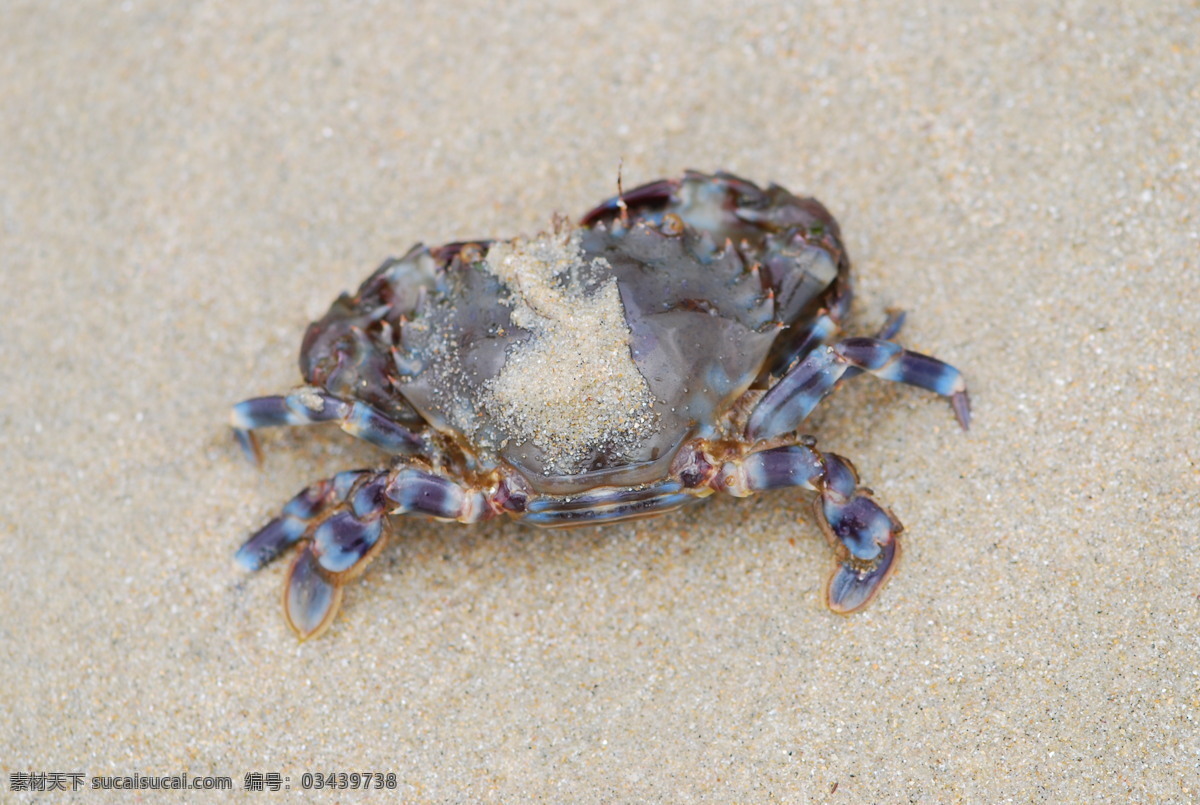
<box><xmin>747</xmin><ymin>336</ymin><xmax>970</xmax><ymax>442</ymax></box>
<box><xmin>237</xmin><ymin>464</ymin><xmax>489</xmax><ymax>639</ymax></box>
<box><xmin>822</xmin><ymin>310</ymin><xmax>905</xmax><ymax>383</ymax></box>
<box><xmin>874</xmin><ymin>310</ymin><xmax>906</xmax><ymax>341</ymax></box>
<box><xmin>230</xmin><ymin>386</ymin><xmax>424</xmax><ymax>464</ymax></box>
<box><xmin>714</xmin><ymin>444</ymin><xmax>903</xmax><ymax>613</ymax></box>
<box><xmin>776</xmin><ymin>308</ymin><xmax>841</xmax><ymax>374</ymax></box>
<box><xmin>234</xmin><ymin>470</ymin><xmax>372</xmax><ymax>572</ymax></box>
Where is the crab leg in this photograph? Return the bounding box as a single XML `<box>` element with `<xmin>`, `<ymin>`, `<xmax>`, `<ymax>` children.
<box><xmin>809</xmin><ymin>310</ymin><xmax>904</xmax><ymax>380</ymax></box>
<box><xmin>713</xmin><ymin>444</ymin><xmax>903</xmax><ymax>614</ymax></box>
<box><xmin>234</xmin><ymin>470</ymin><xmax>373</xmax><ymax>572</ymax></box>
<box><xmin>520</xmin><ymin>478</ymin><xmax>701</xmax><ymax>527</ymax></box>
<box><xmin>747</xmin><ymin>336</ymin><xmax>970</xmax><ymax>442</ymax></box>
<box><xmin>237</xmin><ymin>464</ymin><xmax>489</xmax><ymax>639</ymax></box>
<box><xmin>773</xmin><ymin>306</ymin><xmax>843</xmax><ymax>375</ymax></box>
<box><xmin>231</xmin><ymin>386</ymin><xmax>424</xmax><ymax>464</ymax></box>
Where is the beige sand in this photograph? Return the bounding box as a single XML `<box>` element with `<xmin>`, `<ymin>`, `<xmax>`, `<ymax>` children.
<box><xmin>3</xmin><ymin>2</ymin><xmax>1197</xmax><ymax>801</ymax></box>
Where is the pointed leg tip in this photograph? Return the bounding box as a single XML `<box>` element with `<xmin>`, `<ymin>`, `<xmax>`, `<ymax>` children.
<box><xmin>233</xmin><ymin>427</ymin><xmax>263</xmax><ymax>466</ymax></box>
<box><xmin>951</xmin><ymin>390</ymin><xmax>972</xmax><ymax>431</ymax></box>
<box><xmin>284</xmin><ymin>544</ymin><xmax>344</xmax><ymax>640</ymax></box>
<box><xmin>876</xmin><ymin>309</ymin><xmax>907</xmax><ymax>340</ymax></box>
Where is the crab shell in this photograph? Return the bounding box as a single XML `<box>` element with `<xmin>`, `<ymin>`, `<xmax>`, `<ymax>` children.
<box><xmin>233</xmin><ymin>171</ymin><xmax>969</xmax><ymax>638</ymax></box>
<box><xmin>302</xmin><ymin>172</ymin><xmax>848</xmax><ymax>493</ymax></box>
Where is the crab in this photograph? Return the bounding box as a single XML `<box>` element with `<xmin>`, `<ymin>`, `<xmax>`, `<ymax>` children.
<box><xmin>232</xmin><ymin>170</ymin><xmax>969</xmax><ymax>639</ymax></box>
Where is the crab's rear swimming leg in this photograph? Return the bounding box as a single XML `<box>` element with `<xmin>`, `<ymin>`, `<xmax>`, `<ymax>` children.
<box><xmin>713</xmin><ymin>442</ymin><xmax>903</xmax><ymax>613</ymax></box>
<box><xmin>238</xmin><ymin>464</ymin><xmax>489</xmax><ymax>639</ymax></box>
<box><xmin>231</xmin><ymin>387</ymin><xmax>424</xmax><ymax>464</ymax></box>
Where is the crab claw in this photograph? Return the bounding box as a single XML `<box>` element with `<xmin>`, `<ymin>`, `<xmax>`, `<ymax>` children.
<box><xmin>284</xmin><ymin>542</ymin><xmax>344</xmax><ymax>640</ymax></box>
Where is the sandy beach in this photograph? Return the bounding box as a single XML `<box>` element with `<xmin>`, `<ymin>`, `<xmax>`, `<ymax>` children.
<box><xmin>3</xmin><ymin>1</ymin><xmax>1198</xmax><ymax>801</ymax></box>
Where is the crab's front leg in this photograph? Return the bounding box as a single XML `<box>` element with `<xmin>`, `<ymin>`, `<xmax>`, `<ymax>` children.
<box><xmin>238</xmin><ymin>464</ymin><xmax>491</xmax><ymax>639</ymax></box>
<box><xmin>711</xmin><ymin>443</ymin><xmax>903</xmax><ymax>613</ymax></box>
